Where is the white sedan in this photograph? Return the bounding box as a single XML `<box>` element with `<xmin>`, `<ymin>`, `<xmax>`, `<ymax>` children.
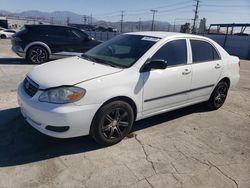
<box><xmin>0</xmin><ymin>29</ymin><xmax>16</xmax><ymax>39</ymax></box>
<box><xmin>17</xmin><ymin>32</ymin><xmax>240</xmax><ymax>145</ymax></box>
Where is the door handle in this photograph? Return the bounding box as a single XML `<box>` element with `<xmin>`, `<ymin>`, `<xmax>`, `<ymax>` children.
<box><xmin>215</xmin><ymin>64</ymin><xmax>221</xmax><ymax>69</ymax></box>
<box><xmin>182</xmin><ymin>69</ymin><xmax>191</xmax><ymax>75</ymax></box>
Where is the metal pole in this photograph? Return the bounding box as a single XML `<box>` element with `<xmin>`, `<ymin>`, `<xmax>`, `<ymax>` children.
<box><xmin>138</xmin><ymin>18</ymin><xmax>141</xmax><ymax>31</ymax></box>
<box><xmin>150</xmin><ymin>10</ymin><xmax>157</xmax><ymax>31</ymax></box>
<box><xmin>192</xmin><ymin>0</ymin><xmax>200</xmax><ymax>33</ymax></box>
<box><xmin>173</xmin><ymin>19</ymin><xmax>176</xmax><ymax>32</ymax></box>
<box><xmin>66</xmin><ymin>17</ymin><xmax>69</xmax><ymax>26</ymax></box>
<box><xmin>120</xmin><ymin>11</ymin><xmax>124</xmax><ymax>33</ymax></box>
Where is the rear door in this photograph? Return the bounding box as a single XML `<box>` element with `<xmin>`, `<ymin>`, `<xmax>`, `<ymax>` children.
<box><xmin>42</xmin><ymin>27</ymin><xmax>70</xmax><ymax>53</ymax></box>
<box><xmin>189</xmin><ymin>39</ymin><xmax>223</xmax><ymax>102</ymax></box>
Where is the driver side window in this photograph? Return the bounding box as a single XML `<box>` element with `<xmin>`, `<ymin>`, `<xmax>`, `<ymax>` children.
<box><xmin>152</xmin><ymin>39</ymin><xmax>187</xmax><ymax>67</ymax></box>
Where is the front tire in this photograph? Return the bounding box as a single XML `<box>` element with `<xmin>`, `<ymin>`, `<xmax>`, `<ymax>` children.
<box><xmin>26</xmin><ymin>45</ymin><xmax>49</xmax><ymax>64</ymax></box>
<box><xmin>90</xmin><ymin>101</ymin><xmax>134</xmax><ymax>146</ymax></box>
<box><xmin>207</xmin><ymin>81</ymin><xmax>229</xmax><ymax>110</ymax></box>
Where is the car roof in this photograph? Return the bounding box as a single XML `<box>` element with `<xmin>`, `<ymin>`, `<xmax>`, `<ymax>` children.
<box><xmin>126</xmin><ymin>31</ymin><xmax>206</xmax><ymax>40</ymax></box>
<box><xmin>25</xmin><ymin>24</ymin><xmax>80</xmax><ymax>30</ymax></box>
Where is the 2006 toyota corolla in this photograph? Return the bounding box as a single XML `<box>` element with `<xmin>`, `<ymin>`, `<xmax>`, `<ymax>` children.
<box><xmin>18</xmin><ymin>32</ymin><xmax>240</xmax><ymax>145</ymax></box>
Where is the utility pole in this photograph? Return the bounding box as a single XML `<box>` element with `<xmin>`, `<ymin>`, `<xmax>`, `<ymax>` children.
<box><xmin>120</xmin><ymin>11</ymin><xmax>124</xmax><ymax>33</ymax></box>
<box><xmin>173</xmin><ymin>20</ymin><xmax>176</xmax><ymax>32</ymax></box>
<box><xmin>138</xmin><ymin>18</ymin><xmax>141</xmax><ymax>31</ymax></box>
<box><xmin>83</xmin><ymin>15</ymin><xmax>87</xmax><ymax>25</ymax></box>
<box><xmin>66</xmin><ymin>17</ymin><xmax>70</xmax><ymax>26</ymax></box>
<box><xmin>90</xmin><ymin>13</ymin><xmax>92</xmax><ymax>25</ymax></box>
<box><xmin>50</xmin><ymin>17</ymin><xmax>54</xmax><ymax>24</ymax></box>
<box><xmin>150</xmin><ymin>9</ymin><xmax>158</xmax><ymax>31</ymax></box>
<box><xmin>192</xmin><ymin>0</ymin><xmax>200</xmax><ymax>33</ymax></box>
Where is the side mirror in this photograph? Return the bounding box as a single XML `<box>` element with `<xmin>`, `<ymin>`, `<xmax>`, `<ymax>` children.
<box><xmin>140</xmin><ymin>59</ymin><xmax>167</xmax><ymax>72</ymax></box>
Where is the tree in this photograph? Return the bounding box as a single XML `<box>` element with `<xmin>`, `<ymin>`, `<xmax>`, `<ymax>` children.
<box><xmin>180</xmin><ymin>23</ymin><xmax>191</xmax><ymax>33</ymax></box>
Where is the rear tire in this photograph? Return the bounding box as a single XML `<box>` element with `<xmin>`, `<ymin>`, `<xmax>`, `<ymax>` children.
<box><xmin>26</xmin><ymin>45</ymin><xmax>49</xmax><ymax>64</ymax></box>
<box><xmin>207</xmin><ymin>81</ymin><xmax>229</xmax><ymax>110</ymax></box>
<box><xmin>90</xmin><ymin>101</ymin><xmax>134</xmax><ymax>146</ymax></box>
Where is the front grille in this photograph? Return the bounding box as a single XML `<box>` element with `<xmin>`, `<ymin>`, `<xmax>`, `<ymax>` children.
<box><xmin>23</xmin><ymin>77</ymin><xmax>39</xmax><ymax>97</ymax></box>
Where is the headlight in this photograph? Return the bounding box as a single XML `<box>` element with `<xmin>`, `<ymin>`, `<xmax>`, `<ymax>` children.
<box><xmin>39</xmin><ymin>86</ymin><xmax>86</xmax><ymax>104</ymax></box>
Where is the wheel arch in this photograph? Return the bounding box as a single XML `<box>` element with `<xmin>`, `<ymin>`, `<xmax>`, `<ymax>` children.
<box><xmin>89</xmin><ymin>96</ymin><xmax>138</xmax><ymax>134</ymax></box>
<box><xmin>219</xmin><ymin>77</ymin><xmax>231</xmax><ymax>87</ymax></box>
<box><xmin>0</xmin><ymin>34</ymin><xmax>7</xmax><ymax>38</ymax></box>
<box><xmin>24</xmin><ymin>41</ymin><xmax>51</xmax><ymax>56</ymax></box>
<box><xmin>101</xmin><ymin>96</ymin><xmax>137</xmax><ymax>119</ymax></box>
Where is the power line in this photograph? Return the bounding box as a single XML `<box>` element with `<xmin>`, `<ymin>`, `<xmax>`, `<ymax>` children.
<box><xmin>126</xmin><ymin>0</ymin><xmax>192</xmax><ymax>13</ymax></box>
<box><xmin>93</xmin><ymin>11</ymin><xmax>120</xmax><ymax>17</ymax></box>
<box><xmin>192</xmin><ymin>0</ymin><xmax>200</xmax><ymax>33</ymax></box>
<box><xmin>201</xmin><ymin>4</ymin><xmax>249</xmax><ymax>8</ymax></box>
<box><xmin>150</xmin><ymin>9</ymin><xmax>158</xmax><ymax>31</ymax></box>
<box><xmin>124</xmin><ymin>4</ymin><xmax>192</xmax><ymax>18</ymax></box>
<box><xmin>92</xmin><ymin>0</ymin><xmax>192</xmax><ymax>17</ymax></box>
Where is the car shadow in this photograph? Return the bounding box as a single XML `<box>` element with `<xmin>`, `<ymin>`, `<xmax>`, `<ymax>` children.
<box><xmin>0</xmin><ymin>58</ymin><xmax>29</xmax><ymax>64</ymax></box>
<box><xmin>133</xmin><ymin>103</ymin><xmax>208</xmax><ymax>132</ymax></box>
<box><xmin>0</xmin><ymin>104</ymin><xmax>208</xmax><ymax>167</ymax></box>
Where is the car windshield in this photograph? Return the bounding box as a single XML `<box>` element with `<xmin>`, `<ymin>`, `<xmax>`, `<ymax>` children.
<box><xmin>83</xmin><ymin>34</ymin><xmax>160</xmax><ymax>68</ymax></box>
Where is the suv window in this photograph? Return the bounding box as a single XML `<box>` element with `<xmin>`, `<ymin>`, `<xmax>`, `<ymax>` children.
<box><xmin>69</xmin><ymin>29</ymin><xmax>87</xmax><ymax>39</ymax></box>
<box><xmin>191</xmin><ymin>40</ymin><xmax>220</xmax><ymax>63</ymax></box>
<box><xmin>152</xmin><ymin>39</ymin><xmax>187</xmax><ymax>67</ymax></box>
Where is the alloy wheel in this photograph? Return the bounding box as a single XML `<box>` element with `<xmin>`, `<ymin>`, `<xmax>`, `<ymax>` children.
<box><xmin>101</xmin><ymin>108</ymin><xmax>129</xmax><ymax>139</ymax></box>
<box><xmin>214</xmin><ymin>84</ymin><xmax>228</xmax><ymax>108</ymax></box>
<box><xmin>29</xmin><ymin>47</ymin><xmax>48</xmax><ymax>64</ymax></box>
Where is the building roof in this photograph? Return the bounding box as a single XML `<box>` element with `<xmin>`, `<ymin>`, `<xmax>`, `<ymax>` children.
<box><xmin>209</xmin><ymin>23</ymin><xmax>250</xmax><ymax>27</ymax></box>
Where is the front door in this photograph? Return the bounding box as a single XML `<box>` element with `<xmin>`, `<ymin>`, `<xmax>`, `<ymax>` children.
<box><xmin>142</xmin><ymin>39</ymin><xmax>192</xmax><ymax>116</ymax></box>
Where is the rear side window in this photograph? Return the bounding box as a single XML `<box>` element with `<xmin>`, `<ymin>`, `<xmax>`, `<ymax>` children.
<box><xmin>32</xmin><ymin>26</ymin><xmax>68</xmax><ymax>37</ymax></box>
<box><xmin>152</xmin><ymin>39</ymin><xmax>187</xmax><ymax>67</ymax></box>
<box><xmin>69</xmin><ymin>29</ymin><xmax>88</xmax><ymax>39</ymax></box>
<box><xmin>191</xmin><ymin>40</ymin><xmax>220</xmax><ymax>63</ymax></box>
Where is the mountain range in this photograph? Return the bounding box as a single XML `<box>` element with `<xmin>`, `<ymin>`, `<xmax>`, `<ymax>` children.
<box><xmin>0</xmin><ymin>10</ymin><xmax>179</xmax><ymax>32</ymax></box>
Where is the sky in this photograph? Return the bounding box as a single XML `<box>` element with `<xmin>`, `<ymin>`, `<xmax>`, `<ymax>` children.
<box><xmin>0</xmin><ymin>0</ymin><xmax>250</xmax><ymax>25</ymax></box>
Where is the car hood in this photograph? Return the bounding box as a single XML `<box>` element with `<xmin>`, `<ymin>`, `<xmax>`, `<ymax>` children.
<box><xmin>27</xmin><ymin>56</ymin><xmax>123</xmax><ymax>89</ymax></box>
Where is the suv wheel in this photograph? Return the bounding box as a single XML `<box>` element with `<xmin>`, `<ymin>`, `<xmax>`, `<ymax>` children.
<box><xmin>91</xmin><ymin>101</ymin><xmax>134</xmax><ymax>146</ymax></box>
<box><xmin>207</xmin><ymin>81</ymin><xmax>229</xmax><ymax>110</ymax></box>
<box><xmin>27</xmin><ymin>45</ymin><xmax>49</xmax><ymax>64</ymax></box>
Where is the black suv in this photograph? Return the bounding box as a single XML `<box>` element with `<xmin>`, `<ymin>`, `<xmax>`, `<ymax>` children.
<box><xmin>12</xmin><ymin>25</ymin><xmax>101</xmax><ymax>64</ymax></box>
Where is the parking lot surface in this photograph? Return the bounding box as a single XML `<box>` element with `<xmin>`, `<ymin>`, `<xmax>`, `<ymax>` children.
<box><xmin>0</xmin><ymin>39</ymin><xmax>250</xmax><ymax>188</ymax></box>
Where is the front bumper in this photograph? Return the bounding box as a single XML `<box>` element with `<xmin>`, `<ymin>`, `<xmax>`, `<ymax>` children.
<box><xmin>17</xmin><ymin>83</ymin><xmax>101</xmax><ymax>138</ymax></box>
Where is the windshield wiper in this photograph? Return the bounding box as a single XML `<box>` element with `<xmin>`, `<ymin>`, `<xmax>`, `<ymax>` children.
<box><xmin>81</xmin><ymin>54</ymin><xmax>98</xmax><ymax>62</ymax></box>
<box><xmin>81</xmin><ymin>54</ymin><xmax>123</xmax><ymax>68</ymax></box>
<box><xmin>92</xmin><ymin>57</ymin><xmax>119</xmax><ymax>68</ymax></box>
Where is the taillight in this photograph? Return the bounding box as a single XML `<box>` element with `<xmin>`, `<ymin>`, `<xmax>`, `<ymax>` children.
<box><xmin>238</xmin><ymin>61</ymin><xmax>240</xmax><ymax>68</ymax></box>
